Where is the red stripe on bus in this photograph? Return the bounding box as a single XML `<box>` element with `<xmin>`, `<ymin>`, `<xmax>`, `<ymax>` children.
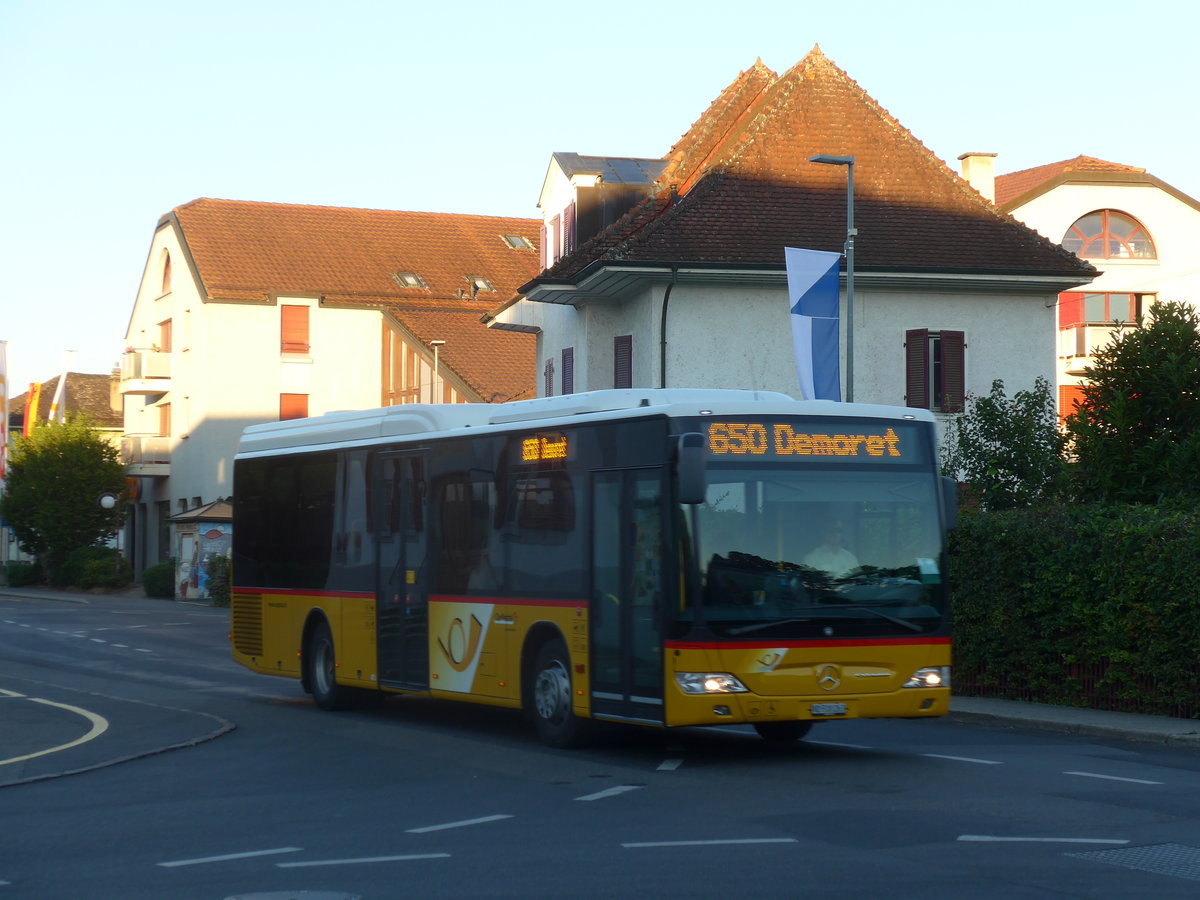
<box><xmin>666</xmin><ymin>636</ymin><xmax>951</xmax><ymax>650</ymax></box>
<box><xmin>231</xmin><ymin>587</ymin><xmax>375</xmax><ymax>599</ymax></box>
<box><xmin>429</xmin><ymin>595</ymin><xmax>582</xmax><ymax>608</ymax></box>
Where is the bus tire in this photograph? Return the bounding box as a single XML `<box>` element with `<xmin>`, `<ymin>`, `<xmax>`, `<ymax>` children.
<box><xmin>531</xmin><ymin>638</ymin><xmax>589</xmax><ymax>748</ymax></box>
<box><xmin>307</xmin><ymin>619</ymin><xmax>354</xmax><ymax>711</ymax></box>
<box><xmin>753</xmin><ymin>721</ymin><xmax>813</xmax><ymax>743</ymax></box>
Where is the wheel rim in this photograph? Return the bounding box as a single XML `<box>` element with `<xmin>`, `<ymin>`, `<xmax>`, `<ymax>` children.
<box><xmin>534</xmin><ymin>659</ymin><xmax>570</xmax><ymax>724</ymax></box>
<box><xmin>314</xmin><ymin>637</ymin><xmax>335</xmax><ymax>696</ymax></box>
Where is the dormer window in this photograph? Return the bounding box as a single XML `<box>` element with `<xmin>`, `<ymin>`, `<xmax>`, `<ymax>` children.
<box><xmin>502</xmin><ymin>234</ymin><xmax>535</xmax><ymax>250</ymax></box>
<box><xmin>466</xmin><ymin>276</ymin><xmax>494</xmax><ymax>295</ymax></box>
<box><xmin>392</xmin><ymin>271</ymin><xmax>428</xmax><ymax>288</ymax></box>
<box><xmin>1062</xmin><ymin>210</ymin><xmax>1156</xmax><ymax>260</ymax></box>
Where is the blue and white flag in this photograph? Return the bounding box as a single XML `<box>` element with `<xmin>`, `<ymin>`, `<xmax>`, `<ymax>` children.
<box><xmin>785</xmin><ymin>247</ymin><xmax>842</xmax><ymax>401</ymax></box>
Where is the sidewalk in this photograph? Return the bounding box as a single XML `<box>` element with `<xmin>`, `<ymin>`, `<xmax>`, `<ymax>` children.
<box><xmin>949</xmin><ymin>696</ymin><xmax>1200</xmax><ymax>748</ymax></box>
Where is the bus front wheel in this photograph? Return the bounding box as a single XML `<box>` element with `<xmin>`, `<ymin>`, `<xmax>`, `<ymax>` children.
<box><xmin>307</xmin><ymin>620</ymin><xmax>355</xmax><ymax>711</ymax></box>
<box><xmin>531</xmin><ymin>639</ymin><xmax>588</xmax><ymax>748</ymax></box>
<box><xmin>753</xmin><ymin>721</ymin><xmax>813</xmax><ymax>743</ymax></box>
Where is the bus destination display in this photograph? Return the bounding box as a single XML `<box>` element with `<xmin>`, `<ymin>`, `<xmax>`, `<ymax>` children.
<box><xmin>707</xmin><ymin>421</ymin><xmax>913</xmax><ymax>461</ymax></box>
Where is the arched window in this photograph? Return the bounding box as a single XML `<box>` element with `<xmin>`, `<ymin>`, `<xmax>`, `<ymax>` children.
<box><xmin>161</xmin><ymin>250</ymin><xmax>173</xmax><ymax>294</ymax></box>
<box><xmin>1061</xmin><ymin>210</ymin><xmax>1156</xmax><ymax>260</ymax></box>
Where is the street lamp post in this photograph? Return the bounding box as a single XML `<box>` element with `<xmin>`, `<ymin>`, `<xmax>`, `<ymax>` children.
<box><xmin>429</xmin><ymin>340</ymin><xmax>445</xmax><ymax>404</ymax></box>
<box><xmin>808</xmin><ymin>154</ymin><xmax>856</xmax><ymax>402</ymax></box>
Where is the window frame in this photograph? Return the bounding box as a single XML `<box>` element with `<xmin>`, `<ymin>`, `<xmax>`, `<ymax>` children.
<box><xmin>1062</xmin><ymin>209</ymin><xmax>1156</xmax><ymax>260</ymax></box>
<box><xmin>905</xmin><ymin>329</ymin><xmax>965</xmax><ymax>413</ymax></box>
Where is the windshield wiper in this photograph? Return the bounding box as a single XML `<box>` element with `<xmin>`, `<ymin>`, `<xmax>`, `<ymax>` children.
<box><xmin>728</xmin><ymin>604</ymin><xmax>924</xmax><ymax>636</ymax></box>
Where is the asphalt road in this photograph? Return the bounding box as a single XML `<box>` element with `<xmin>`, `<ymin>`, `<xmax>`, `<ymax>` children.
<box><xmin>4</xmin><ymin>587</ymin><xmax>1200</xmax><ymax>900</ymax></box>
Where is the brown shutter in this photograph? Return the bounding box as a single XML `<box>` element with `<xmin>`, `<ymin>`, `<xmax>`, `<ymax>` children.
<box><xmin>280</xmin><ymin>393</ymin><xmax>308</xmax><ymax>420</ymax></box>
<box><xmin>159</xmin><ymin>319</ymin><xmax>172</xmax><ymax>353</ymax></box>
<box><xmin>940</xmin><ymin>331</ymin><xmax>966</xmax><ymax>413</ymax></box>
<box><xmin>550</xmin><ymin>215</ymin><xmax>561</xmax><ymax>265</ymax></box>
<box><xmin>905</xmin><ymin>329</ymin><xmax>929</xmax><ymax>408</ymax></box>
<box><xmin>1058</xmin><ymin>384</ymin><xmax>1086</xmax><ymax>424</ymax></box>
<box><xmin>281</xmin><ymin>305</ymin><xmax>310</xmax><ymax>354</ymax></box>
<box><xmin>561</xmin><ymin>347</ymin><xmax>574</xmax><ymax>395</ymax></box>
<box><xmin>544</xmin><ymin>358</ymin><xmax>555</xmax><ymax>397</ymax></box>
<box><xmin>614</xmin><ymin>335</ymin><xmax>632</xmax><ymax>389</ymax></box>
<box><xmin>563</xmin><ymin>202</ymin><xmax>576</xmax><ymax>256</ymax></box>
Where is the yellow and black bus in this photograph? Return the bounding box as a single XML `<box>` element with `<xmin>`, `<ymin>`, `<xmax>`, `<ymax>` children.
<box><xmin>230</xmin><ymin>389</ymin><xmax>955</xmax><ymax>746</ymax></box>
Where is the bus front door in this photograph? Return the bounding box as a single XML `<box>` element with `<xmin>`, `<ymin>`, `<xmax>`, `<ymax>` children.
<box><xmin>590</xmin><ymin>469</ymin><xmax>665</xmax><ymax>724</ymax></box>
<box><xmin>376</xmin><ymin>451</ymin><xmax>429</xmax><ymax>690</ymax></box>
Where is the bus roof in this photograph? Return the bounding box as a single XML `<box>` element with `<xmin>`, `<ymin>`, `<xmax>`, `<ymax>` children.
<box><xmin>236</xmin><ymin>389</ymin><xmax>936</xmax><ymax>456</ymax></box>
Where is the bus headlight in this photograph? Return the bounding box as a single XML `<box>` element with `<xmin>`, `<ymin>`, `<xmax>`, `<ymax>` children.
<box><xmin>903</xmin><ymin>666</ymin><xmax>950</xmax><ymax>688</ymax></box>
<box><xmin>675</xmin><ymin>672</ymin><xmax>750</xmax><ymax>694</ymax></box>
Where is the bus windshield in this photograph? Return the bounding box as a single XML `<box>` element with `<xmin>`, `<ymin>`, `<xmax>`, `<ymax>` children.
<box><xmin>685</xmin><ymin>466</ymin><xmax>946</xmax><ymax>640</ymax></box>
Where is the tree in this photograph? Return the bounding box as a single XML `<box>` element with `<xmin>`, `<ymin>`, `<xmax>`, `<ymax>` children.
<box><xmin>0</xmin><ymin>418</ymin><xmax>127</xmax><ymax>584</ymax></box>
<box><xmin>939</xmin><ymin>376</ymin><xmax>1066</xmax><ymax>510</ymax></box>
<box><xmin>1065</xmin><ymin>301</ymin><xmax>1200</xmax><ymax>503</ymax></box>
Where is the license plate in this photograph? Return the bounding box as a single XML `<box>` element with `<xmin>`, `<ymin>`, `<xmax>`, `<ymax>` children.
<box><xmin>810</xmin><ymin>702</ymin><xmax>848</xmax><ymax>716</ymax></box>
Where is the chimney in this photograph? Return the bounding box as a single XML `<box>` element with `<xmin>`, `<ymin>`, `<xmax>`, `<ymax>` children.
<box><xmin>958</xmin><ymin>152</ymin><xmax>998</xmax><ymax>203</ymax></box>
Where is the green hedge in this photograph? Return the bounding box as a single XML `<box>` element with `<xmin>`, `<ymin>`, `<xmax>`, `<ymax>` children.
<box><xmin>142</xmin><ymin>559</ymin><xmax>177</xmax><ymax>599</ymax></box>
<box><xmin>61</xmin><ymin>546</ymin><xmax>133</xmax><ymax>590</ymax></box>
<box><xmin>4</xmin><ymin>560</ymin><xmax>43</xmax><ymax>587</ymax></box>
<box><xmin>949</xmin><ymin>504</ymin><xmax>1200</xmax><ymax>718</ymax></box>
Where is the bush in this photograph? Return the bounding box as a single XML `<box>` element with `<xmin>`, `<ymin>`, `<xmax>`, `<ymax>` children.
<box><xmin>949</xmin><ymin>503</ymin><xmax>1200</xmax><ymax>717</ymax></box>
<box><xmin>61</xmin><ymin>546</ymin><xmax>132</xmax><ymax>590</ymax></box>
<box><xmin>205</xmin><ymin>554</ymin><xmax>231</xmax><ymax>607</ymax></box>
<box><xmin>142</xmin><ymin>559</ymin><xmax>177</xmax><ymax>599</ymax></box>
<box><xmin>4</xmin><ymin>560</ymin><xmax>44</xmax><ymax>586</ymax></box>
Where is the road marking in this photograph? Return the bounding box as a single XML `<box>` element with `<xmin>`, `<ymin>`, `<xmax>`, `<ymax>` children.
<box><xmin>158</xmin><ymin>847</ymin><xmax>302</xmax><ymax>867</ymax></box>
<box><xmin>958</xmin><ymin>835</ymin><xmax>1129</xmax><ymax>844</ymax></box>
<box><xmin>0</xmin><ymin>698</ymin><xmax>109</xmax><ymax>766</ymax></box>
<box><xmin>624</xmin><ymin>838</ymin><xmax>798</xmax><ymax>848</ymax></box>
<box><xmin>922</xmin><ymin>753</ymin><xmax>1003</xmax><ymax>765</ymax></box>
<box><xmin>90</xmin><ymin>638</ymin><xmax>107</xmax><ymax>644</ymax></box>
<box><xmin>1065</xmin><ymin>771</ymin><xmax>1164</xmax><ymax>785</ymax></box>
<box><xmin>576</xmin><ymin>785</ymin><xmax>642</xmax><ymax>801</ymax></box>
<box><xmin>657</xmin><ymin>759</ymin><xmax>683</xmax><ymax>771</ymax></box>
<box><xmin>111</xmin><ymin>644</ymin><xmax>128</xmax><ymax>649</ymax></box>
<box><xmin>406</xmin><ymin>814</ymin><xmax>513</xmax><ymax>833</ymax></box>
<box><xmin>809</xmin><ymin>740</ymin><xmax>874</xmax><ymax>750</ymax></box>
<box><xmin>135</xmin><ymin>648</ymin><xmax>153</xmax><ymax>653</ymax></box>
<box><xmin>277</xmin><ymin>853</ymin><xmax>450</xmax><ymax>868</ymax></box>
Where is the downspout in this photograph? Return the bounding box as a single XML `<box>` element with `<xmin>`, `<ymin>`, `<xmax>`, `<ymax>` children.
<box><xmin>659</xmin><ymin>266</ymin><xmax>678</xmax><ymax>388</ymax></box>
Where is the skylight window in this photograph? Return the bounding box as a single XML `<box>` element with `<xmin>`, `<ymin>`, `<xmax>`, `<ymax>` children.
<box><xmin>467</xmin><ymin>276</ymin><xmax>494</xmax><ymax>295</ymax></box>
<box><xmin>392</xmin><ymin>271</ymin><xmax>428</xmax><ymax>288</ymax></box>
<box><xmin>501</xmin><ymin>234</ymin><xmax>535</xmax><ymax>250</ymax></box>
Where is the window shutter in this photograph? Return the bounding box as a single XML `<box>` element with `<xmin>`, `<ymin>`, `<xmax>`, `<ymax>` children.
<box><xmin>281</xmin><ymin>305</ymin><xmax>310</xmax><ymax>354</ymax></box>
<box><xmin>550</xmin><ymin>215</ymin><xmax>561</xmax><ymax>265</ymax></box>
<box><xmin>940</xmin><ymin>330</ymin><xmax>966</xmax><ymax>413</ymax></box>
<box><xmin>543</xmin><ymin>358</ymin><xmax>555</xmax><ymax>397</ymax></box>
<box><xmin>563</xmin><ymin>202</ymin><xmax>576</xmax><ymax>256</ymax></box>
<box><xmin>158</xmin><ymin>403</ymin><xmax>171</xmax><ymax>437</ymax></box>
<box><xmin>1058</xmin><ymin>292</ymin><xmax>1083</xmax><ymax>328</ymax></box>
<box><xmin>540</xmin><ymin>223</ymin><xmax>549</xmax><ymax>270</ymax></box>
<box><xmin>1058</xmin><ymin>384</ymin><xmax>1086</xmax><ymax>424</ymax></box>
<box><xmin>159</xmin><ymin>319</ymin><xmax>172</xmax><ymax>353</ymax></box>
<box><xmin>562</xmin><ymin>347</ymin><xmax>574</xmax><ymax>395</ymax></box>
<box><xmin>280</xmin><ymin>393</ymin><xmax>308</xmax><ymax>420</ymax></box>
<box><xmin>905</xmin><ymin>329</ymin><xmax>929</xmax><ymax>408</ymax></box>
<box><xmin>614</xmin><ymin>335</ymin><xmax>632</xmax><ymax>389</ymax></box>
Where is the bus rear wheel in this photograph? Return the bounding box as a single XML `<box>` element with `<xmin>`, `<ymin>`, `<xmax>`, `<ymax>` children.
<box><xmin>531</xmin><ymin>639</ymin><xmax>589</xmax><ymax>748</ymax></box>
<box><xmin>753</xmin><ymin>721</ymin><xmax>813</xmax><ymax>743</ymax></box>
<box><xmin>307</xmin><ymin>619</ymin><xmax>355</xmax><ymax>711</ymax></box>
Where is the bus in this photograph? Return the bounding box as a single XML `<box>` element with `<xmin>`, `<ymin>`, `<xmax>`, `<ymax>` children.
<box><xmin>230</xmin><ymin>389</ymin><xmax>955</xmax><ymax>746</ymax></box>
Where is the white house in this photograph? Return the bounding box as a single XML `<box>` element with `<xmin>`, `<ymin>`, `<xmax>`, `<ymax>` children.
<box><xmin>121</xmin><ymin>198</ymin><xmax>539</xmax><ymax>585</ymax></box>
<box><xmin>488</xmin><ymin>49</ymin><xmax>1097</xmax><ymax>423</ymax></box>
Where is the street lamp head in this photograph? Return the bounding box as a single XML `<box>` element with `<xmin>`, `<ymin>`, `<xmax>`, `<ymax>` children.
<box><xmin>429</xmin><ymin>340</ymin><xmax>446</xmax><ymax>348</ymax></box>
<box><xmin>809</xmin><ymin>154</ymin><xmax>855</xmax><ymax>166</ymax></box>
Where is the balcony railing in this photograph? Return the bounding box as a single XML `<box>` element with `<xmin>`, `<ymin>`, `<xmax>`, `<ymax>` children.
<box><xmin>122</xmin><ymin>435</ymin><xmax>170</xmax><ymax>476</ymax></box>
<box><xmin>120</xmin><ymin>349</ymin><xmax>171</xmax><ymax>395</ymax></box>
<box><xmin>1059</xmin><ymin>324</ymin><xmax>1128</xmax><ymax>376</ymax></box>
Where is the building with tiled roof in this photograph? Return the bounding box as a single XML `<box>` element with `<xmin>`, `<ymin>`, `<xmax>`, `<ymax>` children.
<box><xmin>8</xmin><ymin>372</ymin><xmax>122</xmax><ymax>437</ymax></box>
<box><xmin>120</xmin><ymin>198</ymin><xmax>539</xmax><ymax>575</ymax></box>
<box><xmin>491</xmin><ymin>47</ymin><xmax>1096</xmax><ymax>414</ymax></box>
<box><xmin>965</xmin><ymin>154</ymin><xmax>1200</xmax><ymax>417</ymax></box>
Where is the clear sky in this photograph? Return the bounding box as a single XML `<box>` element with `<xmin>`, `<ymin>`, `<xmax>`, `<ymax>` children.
<box><xmin>2</xmin><ymin>0</ymin><xmax>1197</xmax><ymax>395</ymax></box>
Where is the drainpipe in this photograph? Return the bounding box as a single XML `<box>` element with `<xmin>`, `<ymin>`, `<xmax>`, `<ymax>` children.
<box><xmin>659</xmin><ymin>267</ymin><xmax>678</xmax><ymax>388</ymax></box>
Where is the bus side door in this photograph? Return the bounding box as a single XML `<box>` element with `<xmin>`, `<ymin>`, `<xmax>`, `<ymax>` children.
<box><xmin>590</xmin><ymin>469</ymin><xmax>666</xmax><ymax>724</ymax></box>
<box><xmin>376</xmin><ymin>451</ymin><xmax>429</xmax><ymax>690</ymax></box>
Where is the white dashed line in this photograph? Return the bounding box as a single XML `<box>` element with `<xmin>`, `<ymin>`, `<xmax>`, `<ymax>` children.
<box><xmin>277</xmin><ymin>853</ymin><xmax>450</xmax><ymax>868</ymax></box>
<box><xmin>576</xmin><ymin>785</ymin><xmax>642</xmax><ymax>801</ymax></box>
<box><xmin>657</xmin><ymin>759</ymin><xmax>683</xmax><ymax>771</ymax></box>
<box><xmin>922</xmin><ymin>753</ymin><xmax>1003</xmax><ymax>765</ymax></box>
<box><xmin>1064</xmin><ymin>771</ymin><xmax>1164</xmax><ymax>785</ymax></box>
<box><xmin>406</xmin><ymin>815</ymin><xmax>512</xmax><ymax>833</ymax></box>
<box><xmin>809</xmin><ymin>740</ymin><xmax>874</xmax><ymax>750</ymax></box>
<box><xmin>958</xmin><ymin>835</ymin><xmax>1129</xmax><ymax>844</ymax></box>
<box><xmin>158</xmin><ymin>847</ymin><xmax>303</xmax><ymax>867</ymax></box>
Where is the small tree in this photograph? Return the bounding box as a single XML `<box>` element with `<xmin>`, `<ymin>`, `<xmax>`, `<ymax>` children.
<box><xmin>0</xmin><ymin>418</ymin><xmax>127</xmax><ymax>584</ymax></box>
<box><xmin>940</xmin><ymin>376</ymin><xmax>1066</xmax><ymax>510</ymax></box>
<box><xmin>1065</xmin><ymin>301</ymin><xmax>1200</xmax><ymax>504</ymax></box>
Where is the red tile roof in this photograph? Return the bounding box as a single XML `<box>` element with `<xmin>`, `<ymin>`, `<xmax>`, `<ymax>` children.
<box><xmin>994</xmin><ymin>156</ymin><xmax>1147</xmax><ymax>207</ymax></box>
<box><xmin>169</xmin><ymin>199</ymin><xmax>540</xmax><ymax>402</ymax></box>
<box><xmin>535</xmin><ymin>47</ymin><xmax>1094</xmax><ymax>285</ymax></box>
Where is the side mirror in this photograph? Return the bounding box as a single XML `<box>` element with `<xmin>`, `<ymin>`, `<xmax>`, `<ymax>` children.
<box><xmin>675</xmin><ymin>432</ymin><xmax>708</xmax><ymax>505</ymax></box>
<box><xmin>941</xmin><ymin>476</ymin><xmax>958</xmax><ymax>531</ymax></box>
